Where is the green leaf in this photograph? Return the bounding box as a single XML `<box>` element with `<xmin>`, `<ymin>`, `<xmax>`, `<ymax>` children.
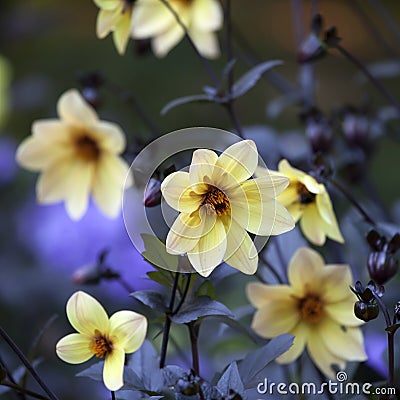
<box><xmin>217</xmin><ymin>362</ymin><xmax>245</xmax><ymax>397</ymax></box>
<box><xmin>170</xmin><ymin>296</ymin><xmax>233</xmax><ymax>324</ymax></box>
<box><xmin>195</xmin><ymin>280</ymin><xmax>216</xmax><ymax>299</ymax></box>
<box><xmin>130</xmin><ymin>290</ymin><xmax>168</xmax><ymax>312</ymax></box>
<box><xmin>141</xmin><ymin>234</ymin><xmax>179</xmax><ymax>271</ymax></box>
<box><xmin>231</xmin><ymin>60</ymin><xmax>283</xmax><ymax>99</ymax></box>
<box><xmin>238</xmin><ymin>334</ymin><xmax>294</xmax><ymax>388</ymax></box>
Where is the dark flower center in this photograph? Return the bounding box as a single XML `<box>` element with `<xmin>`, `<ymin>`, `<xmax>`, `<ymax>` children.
<box><xmin>297</xmin><ymin>182</ymin><xmax>316</xmax><ymax>205</ymax></box>
<box><xmin>202</xmin><ymin>186</ymin><xmax>230</xmax><ymax>216</ymax></box>
<box><xmin>75</xmin><ymin>135</ymin><xmax>100</xmax><ymax>162</ymax></box>
<box><xmin>92</xmin><ymin>330</ymin><xmax>113</xmax><ymax>358</ymax></box>
<box><xmin>298</xmin><ymin>294</ymin><xmax>324</xmax><ymax>323</ymax></box>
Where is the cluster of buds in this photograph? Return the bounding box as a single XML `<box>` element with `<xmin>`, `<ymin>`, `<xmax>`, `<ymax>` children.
<box><xmin>367</xmin><ymin>230</ymin><xmax>400</xmax><ymax>285</ymax></box>
<box><xmin>351</xmin><ymin>281</ymin><xmax>382</xmax><ymax>322</ymax></box>
<box><xmin>143</xmin><ymin>165</ymin><xmax>175</xmax><ymax>208</ymax></box>
<box><xmin>301</xmin><ymin>108</ymin><xmax>333</xmax><ymax>154</ymax></box>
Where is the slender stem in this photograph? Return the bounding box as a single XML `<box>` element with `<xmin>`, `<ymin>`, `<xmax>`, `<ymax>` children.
<box><xmin>328</xmin><ymin>178</ymin><xmax>376</xmax><ymax>226</ymax></box>
<box><xmin>158</xmin><ymin>0</ymin><xmax>219</xmax><ymax>87</ymax></box>
<box><xmin>0</xmin><ymin>353</ymin><xmax>26</xmax><ymax>400</ymax></box>
<box><xmin>0</xmin><ymin>325</ymin><xmax>59</xmax><ymax>400</ymax></box>
<box><xmin>159</xmin><ymin>273</ymin><xmax>180</xmax><ymax>368</ymax></box>
<box><xmin>224</xmin><ymin>103</ymin><xmax>244</xmax><ymax>138</ymax></box>
<box><xmin>104</xmin><ymin>79</ymin><xmax>160</xmax><ymax>138</ymax></box>
<box><xmin>111</xmin><ymin>391</ymin><xmax>116</xmax><ymax>400</ymax></box>
<box><xmin>172</xmin><ymin>274</ymin><xmax>192</xmax><ymax>315</ymax></box>
<box><xmin>0</xmin><ymin>382</ymin><xmax>49</xmax><ymax>400</ymax></box>
<box><xmin>116</xmin><ymin>277</ymin><xmax>135</xmax><ymax>294</ymax></box>
<box><xmin>188</xmin><ymin>323</ymin><xmax>200</xmax><ymax>376</ymax></box>
<box><xmin>333</xmin><ymin>43</ymin><xmax>400</xmax><ymax>114</ymax></box>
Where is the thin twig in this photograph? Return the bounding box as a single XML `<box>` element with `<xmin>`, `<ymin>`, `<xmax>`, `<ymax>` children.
<box><xmin>0</xmin><ymin>353</ymin><xmax>26</xmax><ymax>400</ymax></box>
<box><xmin>0</xmin><ymin>325</ymin><xmax>59</xmax><ymax>400</ymax></box>
<box><xmin>172</xmin><ymin>274</ymin><xmax>192</xmax><ymax>315</ymax></box>
<box><xmin>0</xmin><ymin>382</ymin><xmax>49</xmax><ymax>400</ymax></box>
<box><xmin>187</xmin><ymin>323</ymin><xmax>200</xmax><ymax>376</ymax></box>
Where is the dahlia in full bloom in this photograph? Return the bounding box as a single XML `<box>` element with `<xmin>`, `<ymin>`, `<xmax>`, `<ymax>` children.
<box><xmin>56</xmin><ymin>291</ymin><xmax>147</xmax><ymax>391</ymax></box>
<box><xmin>94</xmin><ymin>0</ymin><xmax>135</xmax><ymax>54</ymax></box>
<box><xmin>161</xmin><ymin>140</ymin><xmax>295</xmax><ymax>277</ymax></box>
<box><xmin>16</xmin><ymin>89</ymin><xmax>132</xmax><ymax>220</ymax></box>
<box><xmin>247</xmin><ymin>247</ymin><xmax>366</xmax><ymax>378</ymax></box>
<box><xmin>131</xmin><ymin>0</ymin><xmax>223</xmax><ymax>58</ymax></box>
<box><xmin>258</xmin><ymin>159</ymin><xmax>344</xmax><ymax>246</ymax></box>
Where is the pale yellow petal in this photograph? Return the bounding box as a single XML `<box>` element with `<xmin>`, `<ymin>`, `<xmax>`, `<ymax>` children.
<box><xmin>103</xmin><ymin>347</ymin><xmax>125</xmax><ymax>391</ymax></box>
<box><xmin>161</xmin><ymin>171</ymin><xmax>202</xmax><ymax>213</ymax></box>
<box><xmin>189</xmin><ymin>29</ymin><xmax>220</xmax><ymax>59</ymax></box>
<box><xmin>56</xmin><ymin>333</ymin><xmax>93</xmax><ymax>364</ymax></box>
<box><xmin>246</xmin><ymin>282</ymin><xmax>293</xmax><ymax>308</ymax></box>
<box><xmin>189</xmin><ymin>148</ymin><xmax>218</xmax><ymax>186</ymax></box>
<box><xmin>300</xmin><ymin>203</ymin><xmax>326</xmax><ymax>245</ymax></box>
<box><xmin>65</xmin><ymin>161</ymin><xmax>94</xmax><ymax>220</ymax></box>
<box><xmin>57</xmin><ymin>89</ymin><xmax>98</xmax><ymax>126</ymax></box>
<box><xmin>288</xmin><ymin>247</ymin><xmax>325</xmax><ymax>295</ymax></box>
<box><xmin>223</xmin><ymin>217</ymin><xmax>258</xmax><ymax>274</ymax></box>
<box><xmin>324</xmin><ymin>297</ymin><xmax>364</xmax><ymax>327</ymax></box>
<box><xmin>251</xmin><ymin>300</ymin><xmax>299</xmax><ymax>338</ymax></box>
<box><xmin>152</xmin><ymin>22</ymin><xmax>185</xmax><ymax>57</ymax></box>
<box><xmin>187</xmin><ymin>217</ymin><xmax>227</xmax><ymax>277</ymax></box>
<box><xmin>277</xmin><ymin>159</ymin><xmax>302</xmax><ymax>181</ymax></box>
<box><xmin>276</xmin><ymin>183</ymin><xmax>299</xmax><ymax>207</ymax></box>
<box><xmin>190</xmin><ymin>0</ymin><xmax>223</xmax><ymax>31</ymax></box>
<box><xmin>240</xmin><ymin>175</ymin><xmax>290</xmax><ymax>200</ymax></box>
<box><xmin>92</xmin><ymin>154</ymin><xmax>130</xmax><ymax>218</ymax></box>
<box><xmin>320</xmin><ymin>264</ymin><xmax>354</xmax><ymax>303</ymax></box>
<box><xmin>276</xmin><ymin>322</ymin><xmax>308</xmax><ymax>364</ymax></box>
<box><xmin>93</xmin><ymin>121</ymin><xmax>126</xmax><ymax>154</ymax></box>
<box><xmin>31</xmin><ymin>120</ymin><xmax>71</xmax><ymax>142</ymax></box>
<box><xmin>109</xmin><ymin>311</ymin><xmax>147</xmax><ymax>353</ymax></box>
<box><xmin>286</xmin><ymin>202</ymin><xmax>304</xmax><ymax>222</ymax></box>
<box><xmin>96</xmin><ymin>9</ymin><xmax>118</xmax><ymax>38</ymax></box>
<box><xmin>306</xmin><ymin>329</ymin><xmax>346</xmax><ymax>379</ymax></box>
<box><xmin>214</xmin><ymin>140</ymin><xmax>258</xmax><ymax>184</ymax></box>
<box><xmin>113</xmin><ymin>9</ymin><xmax>132</xmax><ymax>55</ymax></box>
<box><xmin>131</xmin><ymin>0</ymin><xmax>177</xmax><ymax>38</ymax></box>
<box><xmin>94</xmin><ymin>0</ymin><xmax>120</xmax><ymax>11</ymax></box>
<box><xmin>66</xmin><ymin>291</ymin><xmax>109</xmax><ymax>336</ymax></box>
<box><xmin>319</xmin><ymin>318</ymin><xmax>367</xmax><ymax>361</ymax></box>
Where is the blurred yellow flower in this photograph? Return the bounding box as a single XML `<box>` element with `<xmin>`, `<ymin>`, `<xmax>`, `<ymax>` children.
<box><xmin>161</xmin><ymin>140</ymin><xmax>294</xmax><ymax>277</ymax></box>
<box><xmin>16</xmin><ymin>89</ymin><xmax>132</xmax><ymax>220</ymax></box>
<box><xmin>131</xmin><ymin>0</ymin><xmax>223</xmax><ymax>58</ymax></box>
<box><xmin>56</xmin><ymin>291</ymin><xmax>147</xmax><ymax>391</ymax></box>
<box><xmin>94</xmin><ymin>0</ymin><xmax>135</xmax><ymax>54</ymax></box>
<box><xmin>0</xmin><ymin>55</ymin><xmax>12</xmax><ymax>129</ymax></box>
<box><xmin>247</xmin><ymin>247</ymin><xmax>366</xmax><ymax>378</ymax></box>
<box><xmin>258</xmin><ymin>159</ymin><xmax>344</xmax><ymax>246</ymax></box>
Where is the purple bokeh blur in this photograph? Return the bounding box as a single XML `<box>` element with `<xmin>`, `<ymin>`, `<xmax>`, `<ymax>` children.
<box><xmin>0</xmin><ymin>137</ymin><xmax>18</xmax><ymax>184</ymax></box>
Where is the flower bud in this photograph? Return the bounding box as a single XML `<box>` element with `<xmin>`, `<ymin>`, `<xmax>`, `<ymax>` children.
<box><xmin>342</xmin><ymin>112</ymin><xmax>370</xmax><ymax>149</ymax></box>
<box><xmin>354</xmin><ymin>300</ymin><xmax>379</xmax><ymax>322</ymax></box>
<box><xmin>144</xmin><ymin>178</ymin><xmax>162</xmax><ymax>207</ymax></box>
<box><xmin>297</xmin><ymin>33</ymin><xmax>327</xmax><ymax>64</ymax></box>
<box><xmin>302</xmin><ymin>109</ymin><xmax>332</xmax><ymax>153</ymax></box>
<box><xmin>72</xmin><ymin>263</ymin><xmax>101</xmax><ymax>285</ymax></box>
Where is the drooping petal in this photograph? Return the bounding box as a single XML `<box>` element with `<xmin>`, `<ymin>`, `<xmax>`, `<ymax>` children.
<box><xmin>223</xmin><ymin>218</ymin><xmax>258</xmax><ymax>274</ymax></box>
<box><xmin>56</xmin><ymin>333</ymin><xmax>93</xmax><ymax>364</ymax></box>
<box><xmin>306</xmin><ymin>329</ymin><xmax>346</xmax><ymax>379</ymax></box>
<box><xmin>189</xmin><ymin>29</ymin><xmax>220</xmax><ymax>59</ymax></box>
<box><xmin>319</xmin><ymin>318</ymin><xmax>367</xmax><ymax>361</ymax></box>
<box><xmin>300</xmin><ymin>203</ymin><xmax>326</xmax><ymax>246</ymax></box>
<box><xmin>112</xmin><ymin>9</ymin><xmax>132</xmax><ymax>55</ymax></box>
<box><xmin>187</xmin><ymin>217</ymin><xmax>227</xmax><ymax>277</ymax></box>
<box><xmin>276</xmin><ymin>183</ymin><xmax>299</xmax><ymax>208</ymax></box>
<box><xmin>103</xmin><ymin>347</ymin><xmax>125</xmax><ymax>391</ymax></box>
<box><xmin>189</xmin><ymin>148</ymin><xmax>218</xmax><ymax>186</ymax></box>
<box><xmin>190</xmin><ymin>0</ymin><xmax>223</xmax><ymax>31</ymax></box>
<box><xmin>66</xmin><ymin>291</ymin><xmax>109</xmax><ymax>336</ymax></box>
<box><xmin>32</xmin><ymin>119</ymin><xmax>72</xmax><ymax>142</ymax></box>
<box><xmin>161</xmin><ymin>171</ymin><xmax>202</xmax><ymax>213</ymax></box>
<box><xmin>251</xmin><ymin>299</ymin><xmax>299</xmax><ymax>338</ymax></box>
<box><xmin>246</xmin><ymin>283</ymin><xmax>293</xmax><ymax>308</ymax></box>
<box><xmin>94</xmin><ymin>0</ymin><xmax>119</xmax><ymax>11</ymax></box>
<box><xmin>109</xmin><ymin>311</ymin><xmax>147</xmax><ymax>353</ymax></box>
<box><xmin>277</xmin><ymin>159</ymin><xmax>302</xmax><ymax>181</ymax></box>
<box><xmin>152</xmin><ymin>22</ymin><xmax>185</xmax><ymax>57</ymax></box>
<box><xmin>286</xmin><ymin>202</ymin><xmax>304</xmax><ymax>222</ymax></box>
<box><xmin>214</xmin><ymin>140</ymin><xmax>258</xmax><ymax>184</ymax></box>
<box><xmin>57</xmin><ymin>89</ymin><xmax>98</xmax><ymax>126</ymax></box>
<box><xmin>276</xmin><ymin>322</ymin><xmax>308</xmax><ymax>364</ymax></box>
<box><xmin>96</xmin><ymin>9</ymin><xmax>119</xmax><ymax>38</ymax></box>
<box><xmin>92</xmin><ymin>154</ymin><xmax>130</xmax><ymax>218</ymax></box>
<box><xmin>288</xmin><ymin>247</ymin><xmax>325</xmax><ymax>296</ymax></box>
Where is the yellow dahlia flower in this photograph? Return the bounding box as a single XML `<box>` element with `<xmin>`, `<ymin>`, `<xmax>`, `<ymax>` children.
<box><xmin>247</xmin><ymin>247</ymin><xmax>366</xmax><ymax>378</ymax></box>
<box><xmin>161</xmin><ymin>140</ymin><xmax>295</xmax><ymax>277</ymax></box>
<box><xmin>56</xmin><ymin>291</ymin><xmax>147</xmax><ymax>391</ymax></box>
<box><xmin>94</xmin><ymin>0</ymin><xmax>135</xmax><ymax>55</ymax></box>
<box><xmin>258</xmin><ymin>159</ymin><xmax>344</xmax><ymax>246</ymax></box>
<box><xmin>131</xmin><ymin>0</ymin><xmax>223</xmax><ymax>58</ymax></box>
<box><xmin>16</xmin><ymin>89</ymin><xmax>131</xmax><ymax>220</ymax></box>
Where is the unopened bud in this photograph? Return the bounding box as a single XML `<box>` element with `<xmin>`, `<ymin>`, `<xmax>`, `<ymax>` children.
<box><xmin>342</xmin><ymin>113</ymin><xmax>369</xmax><ymax>148</ymax></box>
<box><xmin>144</xmin><ymin>178</ymin><xmax>162</xmax><ymax>207</ymax></box>
<box><xmin>72</xmin><ymin>263</ymin><xmax>100</xmax><ymax>285</ymax></box>
<box><xmin>297</xmin><ymin>33</ymin><xmax>327</xmax><ymax>64</ymax></box>
<box><xmin>354</xmin><ymin>301</ymin><xmax>379</xmax><ymax>322</ymax></box>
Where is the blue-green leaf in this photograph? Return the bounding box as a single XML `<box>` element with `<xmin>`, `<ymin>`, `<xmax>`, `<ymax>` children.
<box><xmin>161</xmin><ymin>94</ymin><xmax>213</xmax><ymax>115</ymax></box>
<box><xmin>130</xmin><ymin>290</ymin><xmax>168</xmax><ymax>312</ymax></box>
<box><xmin>217</xmin><ymin>362</ymin><xmax>245</xmax><ymax>397</ymax></box>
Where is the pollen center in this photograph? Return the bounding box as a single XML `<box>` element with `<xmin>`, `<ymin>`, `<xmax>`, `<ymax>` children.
<box><xmin>297</xmin><ymin>182</ymin><xmax>316</xmax><ymax>205</ymax></box>
<box><xmin>299</xmin><ymin>294</ymin><xmax>324</xmax><ymax>323</ymax></box>
<box><xmin>75</xmin><ymin>135</ymin><xmax>100</xmax><ymax>162</ymax></box>
<box><xmin>91</xmin><ymin>330</ymin><xmax>113</xmax><ymax>358</ymax></box>
<box><xmin>202</xmin><ymin>186</ymin><xmax>230</xmax><ymax>216</ymax></box>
